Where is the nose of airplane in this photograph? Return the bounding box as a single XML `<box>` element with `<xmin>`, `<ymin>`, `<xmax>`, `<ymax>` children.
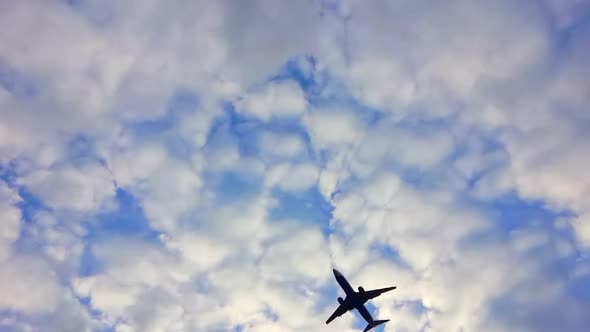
<box><xmin>333</xmin><ymin>269</ymin><xmax>342</xmax><ymax>277</ymax></box>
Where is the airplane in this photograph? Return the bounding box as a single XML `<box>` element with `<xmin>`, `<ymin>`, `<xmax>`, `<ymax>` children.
<box><xmin>326</xmin><ymin>269</ymin><xmax>396</xmax><ymax>332</ymax></box>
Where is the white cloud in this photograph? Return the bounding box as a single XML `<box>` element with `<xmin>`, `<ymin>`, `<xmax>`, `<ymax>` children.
<box><xmin>73</xmin><ymin>238</ymin><xmax>189</xmax><ymax>326</ymax></box>
<box><xmin>335</xmin><ymin>0</ymin><xmax>549</xmax><ymax>114</ymax></box>
<box><xmin>0</xmin><ymin>183</ymin><xmax>21</xmax><ymax>261</ymax></box>
<box><xmin>236</xmin><ymin>80</ymin><xmax>307</xmax><ymax>120</ymax></box>
<box><xmin>333</xmin><ymin>173</ymin><xmax>488</xmax><ymax>271</ymax></box>
<box><xmin>265</xmin><ymin>163</ymin><xmax>319</xmax><ymax>192</ymax></box>
<box><xmin>164</xmin><ymin>232</ymin><xmax>231</xmax><ymax>272</ymax></box>
<box><xmin>139</xmin><ymin>161</ymin><xmax>203</xmax><ymax>232</ymax></box>
<box><xmin>204</xmin><ymin>144</ymin><xmax>240</xmax><ymax>172</ymax></box>
<box><xmin>258</xmin><ymin>225</ymin><xmax>331</xmax><ymax>283</ymax></box>
<box><xmin>356</xmin><ymin>122</ymin><xmax>455</xmax><ymax>170</ymax></box>
<box><xmin>303</xmin><ymin>108</ymin><xmax>364</xmax><ymax>148</ymax></box>
<box><xmin>330</xmin><ymin>185</ymin><xmax>508</xmax><ymax>331</ymax></box>
<box><xmin>125</xmin><ymin>286</ymin><xmax>184</xmax><ymax>332</ymax></box>
<box><xmin>106</xmin><ymin>143</ymin><xmax>169</xmax><ymax>188</ymax></box>
<box><xmin>219</xmin><ymin>0</ymin><xmax>322</xmax><ymax>86</ymax></box>
<box><xmin>572</xmin><ymin>215</ymin><xmax>590</xmax><ymax>249</ymax></box>
<box><xmin>177</xmin><ymin>104</ymin><xmax>224</xmax><ymax>149</ymax></box>
<box><xmin>258</xmin><ymin>132</ymin><xmax>306</xmax><ymax>160</ymax></box>
<box><xmin>461</xmin><ymin>23</ymin><xmax>590</xmax><ymax>247</ymax></box>
<box><xmin>105</xmin><ymin>142</ymin><xmax>203</xmax><ymax>231</ymax></box>
<box><xmin>0</xmin><ymin>256</ymin><xmax>61</xmax><ymax>313</ymax></box>
<box><xmin>318</xmin><ymin>169</ymin><xmax>339</xmax><ymax>199</ymax></box>
<box><xmin>18</xmin><ymin>164</ymin><xmax>116</xmax><ymax>212</ymax></box>
<box><xmin>71</xmin><ymin>207</ymin><xmax>333</xmax><ymax>331</ymax></box>
<box><xmin>1</xmin><ymin>0</ymin><xmax>589</xmax><ymax>331</ymax></box>
<box><xmin>0</xmin><ymin>1</ymin><xmax>133</xmax><ymax>115</ymax></box>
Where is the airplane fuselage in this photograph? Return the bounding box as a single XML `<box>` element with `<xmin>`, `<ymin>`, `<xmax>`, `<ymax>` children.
<box><xmin>333</xmin><ymin>269</ymin><xmax>376</xmax><ymax>325</ymax></box>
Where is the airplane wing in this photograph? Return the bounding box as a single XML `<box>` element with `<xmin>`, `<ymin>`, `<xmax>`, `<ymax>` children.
<box><xmin>325</xmin><ymin>303</ymin><xmax>349</xmax><ymax>325</ymax></box>
<box><xmin>359</xmin><ymin>286</ymin><xmax>396</xmax><ymax>302</ymax></box>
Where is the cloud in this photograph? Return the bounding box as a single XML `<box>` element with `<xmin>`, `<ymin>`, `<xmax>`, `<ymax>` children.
<box><xmin>266</xmin><ymin>163</ymin><xmax>319</xmax><ymax>192</ymax></box>
<box><xmin>258</xmin><ymin>131</ymin><xmax>306</xmax><ymax>160</ymax></box>
<box><xmin>165</xmin><ymin>232</ymin><xmax>231</xmax><ymax>272</ymax></box>
<box><xmin>355</xmin><ymin>121</ymin><xmax>455</xmax><ymax>171</ymax></box>
<box><xmin>236</xmin><ymin>80</ymin><xmax>308</xmax><ymax>121</ymax></box>
<box><xmin>18</xmin><ymin>164</ymin><xmax>116</xmax><ymax>212</ymax></box>
<box><xmin>337</xmin><ymin>0</ymin><xmax>549</xmax><ymax>112</ymax></box>
<box><xmin>0</xmin><ymin>183</ymin><xmax>21</xmax><ymax>260</ymax></box>
<box><xmin>1</xmin><ymin>0</ymin><xmax>589</xmax><ymax>331</ymax></box>
<box><xmin>0</xmin><ymin>256</ymin><xmax>61</xmax><ymax>313</ymax></box>
<box><xmin>303</xmin><ymin>108</ymin><xmax>364</xmax><ymax>148</ymax></box>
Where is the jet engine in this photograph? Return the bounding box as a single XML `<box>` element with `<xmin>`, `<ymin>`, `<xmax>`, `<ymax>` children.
<box><xmin>358</xmin><ymin>286</ymin><xmax>365</xmax><ymax>293</ymax></box>
<box><xmin>338</xmin><ymin>297</ymin><xmax>344</xmax><ymax>304</ymax></box>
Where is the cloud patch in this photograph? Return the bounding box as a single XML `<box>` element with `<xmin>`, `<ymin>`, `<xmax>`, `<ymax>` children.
<box><xmin>1</xmin><ymin>0</ymin><xmax>589</xmax><ymax>331</ymax></box>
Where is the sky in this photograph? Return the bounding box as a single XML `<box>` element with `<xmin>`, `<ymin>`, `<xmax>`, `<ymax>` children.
<box><xmin>0</xmin><ymin>0</ymin><xmax>590</xmax><ymax>331</ymax></box>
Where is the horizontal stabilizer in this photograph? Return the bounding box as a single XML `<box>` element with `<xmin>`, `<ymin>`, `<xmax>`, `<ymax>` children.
<box><xmin>363</xmin><ymin>319</ymin><xmax>389</xmax><ymax>332</ymax></box>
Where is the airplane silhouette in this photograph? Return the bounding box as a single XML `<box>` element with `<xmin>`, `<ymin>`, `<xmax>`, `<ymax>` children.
<box><xmin>326</xmin><ymin>269</ymin><xmax>396</xmax><ymax>332</ymax></box>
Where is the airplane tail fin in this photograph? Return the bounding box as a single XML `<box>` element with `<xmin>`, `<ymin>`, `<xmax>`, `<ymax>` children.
<box><xmin>363</xmin><ymin>319</ymin><xmax>389</xmax><ymax>332</ymax></box>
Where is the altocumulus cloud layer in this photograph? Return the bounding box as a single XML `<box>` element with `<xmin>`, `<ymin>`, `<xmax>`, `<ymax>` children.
<box><xmin>1</xmin><ymin>0</ymin><xmax>590</xmax><ymax>331</ymax></box>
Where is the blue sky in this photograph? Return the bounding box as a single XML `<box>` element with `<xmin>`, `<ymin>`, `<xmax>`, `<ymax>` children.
<box><xmin>1</xmin><ymin>0</ymin><xmax>590</xmax><ymax>331</ymax></box>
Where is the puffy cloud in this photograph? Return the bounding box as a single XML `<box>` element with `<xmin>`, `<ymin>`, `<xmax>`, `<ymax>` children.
<box><xmin>460</xmin><ymin>21</ymin><xmax>590</xmax><ymax>248</ymax></box>
<box><xmin>104</xmin><ymin>142</ymin><xmax>203</xmax><ymax>231</ymax></box>
<box><xmin>258</xmin><ymin>131</ymin><xmax>306</xmax><ymax>160</ymax></box>
<box><xmin>0</xmin><ymin>183</ymin><xmax>21</xmax><ymax>260</ymax></box>
<box><xmin>303</xmin><ymin>108</ymin><xmax>364</xmax><ymax>148</ymax></box>
<box><xmin>236</xmin><ymin>80</ymin><xmax>307</xmax><ymax>120</ymax></box>
<box><xmin>258</xmin><ymin>224</ymin><xmax>331</xmax><ymax>283</ymax></box>
<box><xmin>73</xmin><ymin>238</ymin><xmax>188</xmax><ymax>323</ymax></box>
<box><xmin>266</xmin><ymin>163</ymin><xmax>320</xmax><ymax>192</ymax></box>
<box><xmin>0</xmin><ymin>256</ymin><xmax>61</xmax><ymax>313</ymax></box>
<box><xmin>1</xmin><ymin>0</ymin><xmax>590</xmax><ymax>331</ymax></box>
<box><xmin>0</xmin><ymin>294</ymin><xmax>95</xmax><ymax>332</ymax></box>
<box><xmin>18</xmin><ymin>164</ymin><xmax>116</xmax><ymax>212</ymax></box>
<box><xmin>335</xmin><ymin>0</ymin><xmax>549</xmax><ymax>113</ymax></box>
<box><xmin>164</xmin><ymin>232</ymin><xmax>231</xmax><ymax>272</ymax></box>
<box><xmin>333</xmin><ymin>173</ymin><xmax>488</xmax><ymax>270</ymax></box>
<box><xmin>355</xmin><ymin>121</ymin><xmax>455</xmax><ymax>171</ymax></box>
<box><xmin>218</xmin><ymin>0</ymin><xmax>322</xmax><ymax>86</ymax></box>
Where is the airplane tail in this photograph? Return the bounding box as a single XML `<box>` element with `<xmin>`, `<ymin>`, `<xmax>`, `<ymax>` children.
<box><xmin>363</xmin><ymin>319</ymin><xmax>389</xmax><ymax>332</ymax></box>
